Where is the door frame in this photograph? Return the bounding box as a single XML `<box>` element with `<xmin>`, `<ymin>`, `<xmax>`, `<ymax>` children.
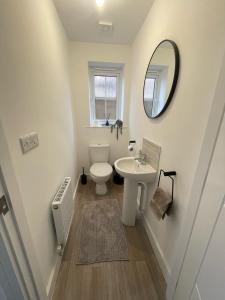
<box><xmin>0</xmin><ymin>121</ymin><xmax>47</xmax><ymax>300</ymax></box>
<box><xmin>166</xmin><ymin>52</ymin><xmax>225</xmax><ymax>299</ymax></box>
<box><xmin>0</xmin><ymin>222</ymin><xmax>27</xmax><ymax>300</ymax></box>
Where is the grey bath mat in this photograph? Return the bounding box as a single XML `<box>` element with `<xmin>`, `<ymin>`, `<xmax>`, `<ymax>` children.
<box><xmin>75</xmin><ymin>198</ymin><xmax>128</xmax><ymax>264</ymax></box>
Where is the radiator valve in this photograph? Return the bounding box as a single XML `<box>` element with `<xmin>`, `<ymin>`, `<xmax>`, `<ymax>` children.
<box><xmin>57</xmin><ymin>244</ymin><xmax>63</xmax><ymax>256</ymax></box>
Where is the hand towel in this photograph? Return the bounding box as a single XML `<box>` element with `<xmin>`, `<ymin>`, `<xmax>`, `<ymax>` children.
<box><xmin>150</xmin><ymin>187</ymin><xmax>171</xmax><ymax>220</ymax></box>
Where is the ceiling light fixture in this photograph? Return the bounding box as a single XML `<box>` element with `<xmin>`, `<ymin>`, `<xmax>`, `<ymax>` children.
<box><xmin>96</xmin><ymin>0</ymin><xmax>104</xmax><ymax>7</ymax></box>
<box><xmin>98</xmin><ymin>21</ymin><xmax>113</xmax><ymax>32</ymax></box>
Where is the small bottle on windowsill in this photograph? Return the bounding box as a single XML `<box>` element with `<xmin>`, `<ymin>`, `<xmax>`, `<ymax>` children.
<box><xmin>104</xmin><ymin>113</ymin><xmax>111</xmax><ymax>126</ymax></box>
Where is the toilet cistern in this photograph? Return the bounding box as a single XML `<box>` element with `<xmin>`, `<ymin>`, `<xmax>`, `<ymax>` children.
<box><xmin>89</xmin><ymin>144</ymin><xmax>113</xmax><ymax>195</ymax></box>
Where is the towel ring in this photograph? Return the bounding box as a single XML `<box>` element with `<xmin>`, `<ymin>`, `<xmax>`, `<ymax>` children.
<box><xmin>158</xmin><ymin>169</ymin><xmax>176</xmax><ymax>218</ymax></box>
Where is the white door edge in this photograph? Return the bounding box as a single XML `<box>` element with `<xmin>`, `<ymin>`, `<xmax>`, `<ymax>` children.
<box><xmin>166</xmin><ymin>50</ymin><xmax>225</xmax><ymax>299</ymax></box>
<box><xmin>0</xmin><ymin>167</ymin><xmax>35</xmax><ymax>300</ymax></box>
<box><xmin>188</xmin><ymin>194</ymin><xmax>225</xmax><ymax>298</ymax></box>
<box><xmin>0</xmin><ymin>121</ymin><xmax>47</xmax><ymax>300</ymax></box>
<box><xmin>0</xmin><ymin>216</ymin><xmax>28</xmax><ymax>299</ymax></box>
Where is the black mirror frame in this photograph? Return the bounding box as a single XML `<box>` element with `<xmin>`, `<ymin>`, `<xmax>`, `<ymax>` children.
<box><xmin>143</xmin><ymin>39</ymin><xmax>180</xmax><ymax>119</ymax></box>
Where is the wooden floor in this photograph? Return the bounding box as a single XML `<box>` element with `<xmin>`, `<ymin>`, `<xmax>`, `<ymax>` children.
<box><xmin>53</xmin><ymin>180</ymin><xmax>166</xmax><ymax>300</ymax></box>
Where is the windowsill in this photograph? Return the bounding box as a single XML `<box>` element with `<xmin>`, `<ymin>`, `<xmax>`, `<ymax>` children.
<box><xmin>86</xmin><ymin>125</ymin><xmax>127</xmax><ymax>128</ymax></box>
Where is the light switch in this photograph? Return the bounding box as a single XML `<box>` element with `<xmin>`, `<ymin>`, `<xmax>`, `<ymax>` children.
<box><xmin>20</xmin><ymin>132</ymin><xmax>39</xmax><ymax>153</ymax></box>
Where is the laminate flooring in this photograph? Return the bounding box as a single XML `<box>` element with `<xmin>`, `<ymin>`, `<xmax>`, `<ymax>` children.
<box><xmin>53</xmin><ymin>180</ymin><xmax>166</xmax><ymax>300</ymax></box>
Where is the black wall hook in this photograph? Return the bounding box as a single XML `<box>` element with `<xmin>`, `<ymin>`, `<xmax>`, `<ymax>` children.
<box><xmin>158</xmin><ymin>169</ymin><xmax>176</xmax><ymax>218</ymax></box>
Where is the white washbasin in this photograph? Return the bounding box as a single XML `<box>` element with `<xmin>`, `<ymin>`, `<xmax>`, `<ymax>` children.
<box><xmin>115</xmin><ymin>157</ymin><xmax>156</xmax><ymax>183</ymax></box>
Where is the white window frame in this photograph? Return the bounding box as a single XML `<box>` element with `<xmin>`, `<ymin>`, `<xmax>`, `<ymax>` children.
<box><xmin>144</xmin><ymin>71</ymin><xmax>160</xmax><ymax>115</ymax></box>
<box><xmin>145</xmin><ymin>71</ymin><xmax>160</xmax><ymax>102</ymax></box>
<box><xmin>89</xmin><ymin>67</ymin><xmax>123</xmax><ymax>127</ymax></box>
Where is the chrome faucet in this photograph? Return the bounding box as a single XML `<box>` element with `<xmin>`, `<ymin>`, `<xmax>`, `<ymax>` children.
<box><xmin>134</xmin><ymin>150</ymin><xmax>147</xmax><ymax>165</ymax></box>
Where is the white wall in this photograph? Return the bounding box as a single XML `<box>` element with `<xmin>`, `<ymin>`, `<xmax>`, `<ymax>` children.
<box><xmin>129</xmin><ymin>0</ymin><xmax>225</xmax><ymax>277</ymax></box>
<box><xmin>69</xmin><ymin>42</ymin><xmax>131</xmax><ymax>172</ymax></box>
<box><xmin>0</xmin><ymin>0</ymin><xmax>78</xmax><ymax>293</ymax></box>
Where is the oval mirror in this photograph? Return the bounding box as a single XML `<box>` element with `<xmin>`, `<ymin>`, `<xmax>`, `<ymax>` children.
<box><xmin>143</xmin><ymin>40</ymin><xmax>180</xmax><ymax>119</ymax></box>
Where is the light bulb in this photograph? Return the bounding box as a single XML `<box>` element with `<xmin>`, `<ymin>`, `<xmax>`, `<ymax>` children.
<box><xmin>96</xmin><ymin>0</ymin><xmax>104</xmax><ymax>7</ymax></box>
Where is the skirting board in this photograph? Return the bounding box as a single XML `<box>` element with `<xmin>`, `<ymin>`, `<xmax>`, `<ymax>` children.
<box><xmin>46</xmin><ymin>255</ymin><xmax>62</xmax><ymax>299</ymax></box>
<box><xmin>47</xmin><ymin>174</ymin><xmax>81</xmax><ymax>299</ymax></box>
<box><xmin>73</xmin><ymin>174</ymin><xmax>81</xmax><ymax>200</ymax></box>
<box><xmin>141</xmin><ymin>214</ymin><xmax>171</xmax><ymax>282</ymax></box>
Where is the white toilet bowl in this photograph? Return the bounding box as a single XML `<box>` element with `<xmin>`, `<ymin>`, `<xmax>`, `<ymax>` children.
<box><xmin>90</xmin><ymin>162</ymin><xmax>113</xmax><ymax>195</ymax></box>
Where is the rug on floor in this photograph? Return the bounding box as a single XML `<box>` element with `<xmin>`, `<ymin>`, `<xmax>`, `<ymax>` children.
<box><xmin>75</xmin><ymin>198</ymin><xmax>128</xmax><ymax>264</ymax></box>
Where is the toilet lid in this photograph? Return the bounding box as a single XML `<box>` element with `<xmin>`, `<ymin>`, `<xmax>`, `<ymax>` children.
<box><xmin>90</xmin><ymin>163</ymin><xmax>113</xmax><ymax>177</ymax></box>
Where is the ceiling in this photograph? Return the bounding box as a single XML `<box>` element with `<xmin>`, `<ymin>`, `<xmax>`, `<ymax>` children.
<box><xmin>53</xmin><ymin>0</ymin><xmax>154</xmax><ymax>44</ymax></box>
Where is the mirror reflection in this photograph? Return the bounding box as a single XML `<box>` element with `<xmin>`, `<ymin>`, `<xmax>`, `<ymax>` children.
<box><xmin>143</xmin><ymin>40</ymin><xmax>179</xmax><ymax>118</ymax></box>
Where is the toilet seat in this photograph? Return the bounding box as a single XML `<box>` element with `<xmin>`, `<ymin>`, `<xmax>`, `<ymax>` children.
<box><xmin>90</xmin><ymin>163</ymin><xmax>112</xmax><ymax>178</ymax></box>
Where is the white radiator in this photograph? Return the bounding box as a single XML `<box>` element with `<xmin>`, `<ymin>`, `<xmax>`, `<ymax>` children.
<box><xmin>52</xmin><ymin>177</ymin><xmax>74</xmax><ymax>254</ymax></box>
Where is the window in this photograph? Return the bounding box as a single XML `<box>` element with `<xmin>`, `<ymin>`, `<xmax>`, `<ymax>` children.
<box><xmin>89</xmin><ymin>65</ymin><xmax>123</xmax><ymax>126</ymax></box>
<box><xmin>144</xmin><ymin>64</ymin><xmax>169</xmax><ymax>117</ymax></box>
<box><xmin>144</xmin><ymin>71</ymin><xmax>159</xmax><ymax>115</ymax></box>
<box><xmin>144</xmin><ymin>75</ymin><xmax>157</xmax><ymax>101</ymax></box>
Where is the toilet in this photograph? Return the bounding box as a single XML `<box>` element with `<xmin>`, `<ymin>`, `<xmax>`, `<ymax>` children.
<box><xmin>89</xmin><ymin>144</ymin><xmax>113</xmax><ymax>195</ymax></box>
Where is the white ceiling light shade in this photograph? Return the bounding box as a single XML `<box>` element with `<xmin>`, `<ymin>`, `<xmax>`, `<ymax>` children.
<box><xmin>96</xmin><ymin>0</ymin><xmax>105</xmax><ymax>7</ymax></box>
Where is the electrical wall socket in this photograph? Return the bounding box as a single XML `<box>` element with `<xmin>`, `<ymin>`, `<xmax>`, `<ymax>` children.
<box><xmin>20</xmin><ymin>132</ymin><xmax>39</xmax><ymax>154</ymax></box>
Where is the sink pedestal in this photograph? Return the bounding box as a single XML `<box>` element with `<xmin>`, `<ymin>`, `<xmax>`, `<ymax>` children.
<box><xmin>115</xmin><ymin>157</ymin><xmax>157</xmax><ymax>226</ymax></box>
<box><xmin>121</xmin><ymin>179</ymin><xmax>138</xmax><ymax>226</ymax></box>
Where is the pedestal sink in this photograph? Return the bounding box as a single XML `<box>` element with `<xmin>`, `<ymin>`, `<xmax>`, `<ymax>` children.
<box><xmin>115</xmin><ymin>157</ymin><xmax>157</xmax><ymax>226</ymax></box>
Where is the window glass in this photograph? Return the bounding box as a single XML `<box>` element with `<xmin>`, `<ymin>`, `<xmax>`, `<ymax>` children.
<box><xmin>144</xmin><ymin>78</ymin><xmax>155</xmax><ymax>100</ymax></box>
<box><xmin>95</xmin><ymin>99</ymin><xmax>105</xmax><ymax>119</ymax></box>
<box><xmin>106</xmin><ymin>100</ymin><xmax>117</xmax><ymax>119</ymax></box>
<box><xmin>89</xmin><ymin>67</ymin><xmax>123</xmax><ymax>126</ymax></box>
<box><xmin>94</xmin><ymin>76</ymin><xmax>105</xmax><ymax>98</ymax></box>
<box><xmin>105</xmin><ymin>76</ymin><xmax>117</xmax><ymax>98</ymax></box>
